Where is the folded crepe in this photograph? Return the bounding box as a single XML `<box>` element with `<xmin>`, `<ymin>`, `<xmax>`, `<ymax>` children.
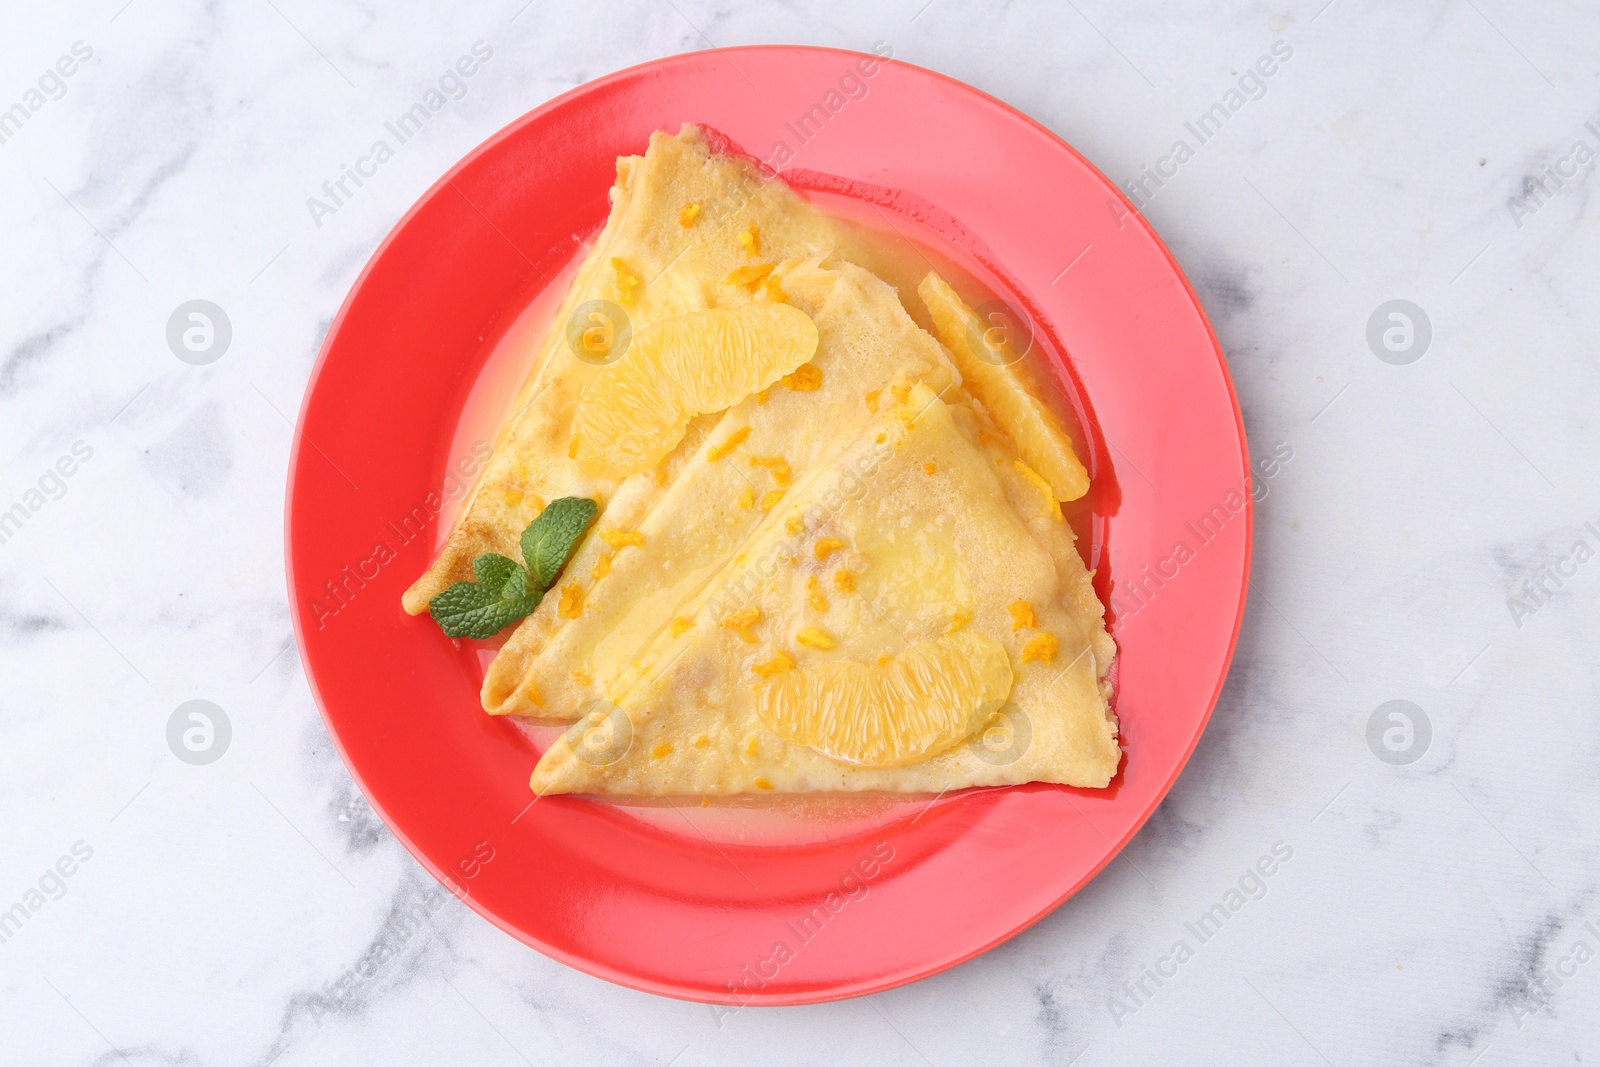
<box><xmin>480</xmin><ymin>255</ymin><xmax>957</xmax><ymax>719</ymax></box>
<box><xmin>402</xmin><ymin>125</ymin><xmax>847</xmax><ymax>613</ymax></box>
<box><xmin>405</xmin><ymin>125</ymin><xmax>1119</xmax><ymax>796</ymax></box>
<box><xmin>529</xmin><ymin>384</ymin><xmax>1119</xmax><ymax>795</ymax></box>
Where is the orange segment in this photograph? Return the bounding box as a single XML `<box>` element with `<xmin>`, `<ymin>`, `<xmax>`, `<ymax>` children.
<box><xmin>919</xmin><ymin>272</ymin><xmax>1089</xmax><ymax>502</ymax></box>
<box><xmin>570</xmin><ymin>304</ymin><xmax>819</xmax><ymax>478</ymax></box>
<box><xmin>755</xmin><ymin>632</ymin><xmax>1013</xmax><ymax>768</ymax></box>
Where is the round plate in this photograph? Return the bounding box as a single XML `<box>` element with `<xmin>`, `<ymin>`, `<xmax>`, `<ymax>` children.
<box><xmin>287</xmin><ymin>45</ymin><xmax>1250</xmax><ymax>1005</ymax></box>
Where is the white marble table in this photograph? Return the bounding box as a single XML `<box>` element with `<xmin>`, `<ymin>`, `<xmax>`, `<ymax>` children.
<box><xmin>2</xmin><ymin>1</ymin><xmax>1596</xmax><ymax>1063</ymax></box>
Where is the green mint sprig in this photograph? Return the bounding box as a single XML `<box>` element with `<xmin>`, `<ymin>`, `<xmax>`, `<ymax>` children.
<box><xmin>428</xmin><ymin>496</ymin><xmax>597</xmax><ymax>640</ymax></box>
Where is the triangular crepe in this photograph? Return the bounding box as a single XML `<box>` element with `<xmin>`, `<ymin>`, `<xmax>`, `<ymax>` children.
<box><xmin>529</xmin><ymin>384</ymin><xmax>1119</xmax><ymax>795</ymax></box>
<box><xmin>480</xmin><ymin>255</ymin><xmax>958</xmax><ymax>718</ymax></box>
<box><xmin>402</xmin><ymin>125</ymin><xmax>846</xmax><ymax>612</ymax></box>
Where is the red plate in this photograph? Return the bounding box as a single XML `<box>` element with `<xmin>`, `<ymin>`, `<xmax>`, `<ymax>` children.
<box><xmin>287</xmin><ymin>46</ymin><xmax>1250</xmax><ymax>1005</ymax></box>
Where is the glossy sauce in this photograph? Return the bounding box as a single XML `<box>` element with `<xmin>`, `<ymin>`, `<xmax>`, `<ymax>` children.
<box><xmin>437</xmin><ymin>253</ymin><xmax>584</xmax><ymax>544</ymax></box>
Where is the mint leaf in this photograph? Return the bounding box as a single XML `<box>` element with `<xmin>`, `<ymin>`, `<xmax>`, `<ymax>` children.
<box><xmin>426</xmin><ymin>497</ymin><xmax>596</xmax><ymax>641</ymax></box>
<box><xmin>498</xmin><ymin>566</ymin><xmax>530</xmax><ymax>599</ymax></box>
<box><xmin>428</xmin><ymin>575</ymin><xmax>542</xmax><ymax>639</ymax></box>
<box><xmin>521</xmin><ymin>496</ymin><xmax>598</xmax><ymax>589</ymax></box>
<box><xmin>473</xmin><ymin>553</ymin><xmax>522</xmax><ymax>592</ymax></box>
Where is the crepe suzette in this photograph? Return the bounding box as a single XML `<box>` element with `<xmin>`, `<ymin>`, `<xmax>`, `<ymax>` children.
<box><xmin>401</xmin><ymin>124</ymin><xmax>846</xmax><ymax>614</ymax></box>
<box><xmin>480</xmin><ymin>254</ymin><xmax>958</xmax><ymax>719</ymax></box>
<box><xmin>407</xmin><ymin>128</ymin><xmax>1120</xmax><ymax>795</ymax></box>
<box><xmin>530</xmin><ymin>382</ymin><xmax>1118</xmax><ymax>795</ymax></box>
